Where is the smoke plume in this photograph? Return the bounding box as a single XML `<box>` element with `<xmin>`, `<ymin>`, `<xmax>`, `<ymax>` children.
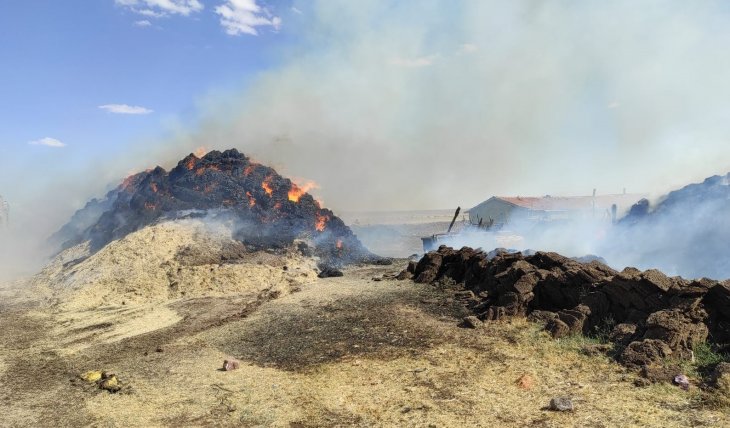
<box><xmin>4</xmin><ymin>1</ymin><xmax>730</xmax><ymax>279</ymax></box>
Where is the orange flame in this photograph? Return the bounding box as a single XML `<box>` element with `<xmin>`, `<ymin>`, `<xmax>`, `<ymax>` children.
<box><xmin>243</xmin><ymin>164</ymin><xmax>257</xmax><ymax>176</ymax></box>
<box><xmin>194</xmin><ymin>146</ymin><xmax>208</xmax><ymax>158</ymax></box>
<box><xmin>274</xmin><ymin>202</ymin><xmax>282</xmax><ymax>210</ymax></box>
<box><xmin>287</xmin><ymin>179</ymin><xmax>319</xmax><ymax>203</ymax></box>
<box><xmin>246</xmin><ymin>191</ymin><xmax>256</xmax><ymax>207</ymax></box>
<box><xmin>315</xmin><ymin>212</ymin><xmax>330</xmax><ymax>232</ymax></box>
<box><xmin>262</xmin><ymin>175</ymin><xmax>274</xmax><ymax>196</ymax></box>
<box><xmin>185</xmin><ymin>157</ymin><xmax>196</xmax><ymax>171</ymax></box>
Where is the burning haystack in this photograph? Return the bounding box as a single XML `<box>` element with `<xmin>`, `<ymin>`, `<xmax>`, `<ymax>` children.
<box><xmin>53</xmin><ymin>149</ymin><xmax>383</xmax><ymax>265</ymax></box>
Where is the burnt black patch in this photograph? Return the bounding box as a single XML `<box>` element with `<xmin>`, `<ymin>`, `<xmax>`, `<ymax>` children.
<box><xmin>219</xmin><ymin>287</ymin><xmax>472</xmax><ymax>371</ymax></box>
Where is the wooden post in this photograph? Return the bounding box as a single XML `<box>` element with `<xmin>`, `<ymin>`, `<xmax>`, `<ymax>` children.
<box><xmin>447</xmin><ymin>206</ymin><xmax>461</xmax><ymax>234</ymax></box>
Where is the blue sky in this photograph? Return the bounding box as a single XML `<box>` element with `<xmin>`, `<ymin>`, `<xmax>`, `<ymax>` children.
<box><xmin>0</xmin><ymin>0</ymin><xmax>299</xmax><ymax>175</ymax></box>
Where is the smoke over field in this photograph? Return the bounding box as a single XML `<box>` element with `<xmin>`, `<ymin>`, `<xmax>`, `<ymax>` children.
<box><xmin>4</xmin><ymin>1</ymin><xmax>730</xmax><ymax>280</ymax></box>
<box><xmin>436</xmin><ymin>172</ymin><xmax>730</xmax><ymax>279</ymax></box>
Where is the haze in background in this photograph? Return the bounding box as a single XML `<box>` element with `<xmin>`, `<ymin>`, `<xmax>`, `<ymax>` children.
<box><xmin>185</xmin><ymin>0</ymin><xmax>730</xmax><ymax>213</ymax></box>
<box><xmin>4</xmin><ymin>0</ymin><xmax>730</xmax><ymax>278</ymax></box>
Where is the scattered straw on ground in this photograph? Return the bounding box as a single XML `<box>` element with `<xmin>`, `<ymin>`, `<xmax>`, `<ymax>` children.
<box><xmin>32</xmin><ymin>220</ymin><xmax>317</xmax><ymax>312</ymax></box>
<box><xmin>1</xmin><ymin>224</ymin><xmax>728</xmax><ymax>426</ymax></box>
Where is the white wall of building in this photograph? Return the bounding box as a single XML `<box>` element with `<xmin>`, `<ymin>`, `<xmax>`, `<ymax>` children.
<box><xmin>468</xmin><ymin>197</ymin><xmax>528</xmax><ymax>226</ymax></box>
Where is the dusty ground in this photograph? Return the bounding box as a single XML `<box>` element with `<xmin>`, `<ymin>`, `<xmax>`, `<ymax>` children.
<box><xmin>1</xmin><ymin>260</ymin><xmax>728</xmax><ymax>427</ymax></box>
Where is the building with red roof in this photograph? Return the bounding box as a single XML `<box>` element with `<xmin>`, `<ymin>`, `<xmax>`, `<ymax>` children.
<box><xmin>468</xmin><ymin>193</ymin><xmax>645</xmax><ymax>227</ymax></box>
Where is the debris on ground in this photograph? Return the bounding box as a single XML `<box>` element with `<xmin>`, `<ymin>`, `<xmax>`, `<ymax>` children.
<box><xmin>98</xmin><ymin>372</ymin><xmax>121</xmax><ymax>393</ymax></box>
<box><xmin>80</xmin><ymin>370</ymin><xmax>103</xmax><ymax>383</ymax></box>
<box><xmin>79</xmin><ymin>370</ymin><xmax>122</xmax><ymax>393</ymax></box>
<box><xmin>462</xmin><ymin>315</ymin><xmax>483</xmax><ymax>329</ymax></box>
<box><xmin>515</xmin><ymin>374</ymin><xmax>534</xmax><ymax>390</ymax></box>
<box><xmin>673</xmin><ymin>374</ymin><xmax>690</xmax><ymax>390</ymax></box>
<box><xmin>223</xmin><ymin>358</ymin><xmax>240</xmax><ymax>371</ymax></box>
<box><xmin>318</xmin><ymin>267</ymin><xmax>344</xmax><ymax>278</ymax></box>
<box><xmin>548</xmin><ymin>397</ymin><xmax>574</xmax><ymax>412</ymax></box>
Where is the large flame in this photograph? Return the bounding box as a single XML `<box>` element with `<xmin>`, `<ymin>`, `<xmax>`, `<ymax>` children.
<box><xmin>287</xmin><ymin>179</ymin><xmax>319</xmax><ymax>203</ymax></box>
<box><xmin>262</xmin><ymin>175</ymin><xmax>274</xmax><ymax>196</ymax></box>
<box><xmin>315</xmin><ymin>212</ymin><xmax>330</xmax><ymax>232</ymax></box>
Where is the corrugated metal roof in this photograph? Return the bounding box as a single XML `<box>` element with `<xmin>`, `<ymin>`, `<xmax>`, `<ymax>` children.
<box><xmin>496</xmin><ymin>194</ymin><xmax>645</xmax><ymax>211</ymax></box>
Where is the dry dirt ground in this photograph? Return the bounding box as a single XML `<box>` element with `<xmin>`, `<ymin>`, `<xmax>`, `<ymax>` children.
<box><xmin>1</xmin><ymin>262</ymin><xmax>729</xmax><ymax>427</ymax></box>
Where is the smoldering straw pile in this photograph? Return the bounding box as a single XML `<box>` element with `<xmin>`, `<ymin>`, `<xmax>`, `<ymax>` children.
<box><xmin>52</xmin><ymin>149</ymin><xmax>387</xmax><ymax>266</ymax></box>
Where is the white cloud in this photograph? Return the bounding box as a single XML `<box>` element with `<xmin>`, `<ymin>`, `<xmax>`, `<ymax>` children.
<box><xmin>134</xmin><ymin>19</ymin><xmax>152</xmax><ymax>26</ymax></box>
<box><xmin>98</xmin><ymin>104</ymin><xmax>154</xmax><ymax>114</ymax></box>
<box><xmin>114</xmin><ymin>0</ymin><xmax>203</xmax><ymax>18</ymax></box>
<box><xmin>215</xmin><ymin>0</ymin><xmax>282</xmax><ymax>36</ymax></box>
<box><xmin>135</xmin><ymin>9</ymin><xmax>165</xmax><ymax>18</ymax></box>
<box><xmin>291</xmin><ymin>6</ymin><xmax>303</xmax><ymax>15</ymax></box>
<box><xmin>28</xmin><ymin>137</ymin><xmax>66</xmax><ymax>148</ymax></box>
<box><xmin>389</xmin><ymin>55</ymin><xmax>438</xmax><ymax>68</ymax></box>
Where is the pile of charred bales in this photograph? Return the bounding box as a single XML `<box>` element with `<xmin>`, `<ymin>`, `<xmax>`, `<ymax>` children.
<box><xmin>403</xmin><ymin>245</ymin><xmax>730</xmax><ymax>370</ymax></box>
<box><xmin>52</xmin><ymin>149</ymin><xmax>385</xmax><ymax>266</ymax></box>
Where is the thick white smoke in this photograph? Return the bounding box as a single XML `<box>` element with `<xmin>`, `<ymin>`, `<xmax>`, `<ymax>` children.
<box><xmin>177</xmin><ymin>0</ymin><xmax>730</xmax><ymax>213</ymax></box>
<box><xmin>4</xmin><ymin>0</ymin><xmax>730</xmax><ymax>280</ymax></box>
